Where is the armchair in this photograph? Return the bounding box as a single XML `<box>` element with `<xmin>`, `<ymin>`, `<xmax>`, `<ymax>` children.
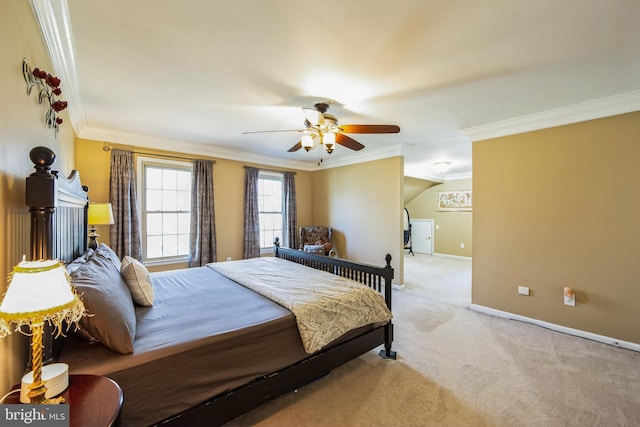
<box><xmin>299</xmin><ymin>226</ymin><xmax>336</xmax><ymax>257</ymax></box>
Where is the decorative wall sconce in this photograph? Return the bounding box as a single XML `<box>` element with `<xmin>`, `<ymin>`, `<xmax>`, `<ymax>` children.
<box><xmin>23</xmin><ymin>58</ymin><xmax>67</xmax><ymax>137</ymax></box>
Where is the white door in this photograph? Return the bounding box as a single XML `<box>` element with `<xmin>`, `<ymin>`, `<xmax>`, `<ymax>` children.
<box><xmin>412</xmin><ymin>219</ymin><xmax>434</xmax><ymax>255</ymax></box>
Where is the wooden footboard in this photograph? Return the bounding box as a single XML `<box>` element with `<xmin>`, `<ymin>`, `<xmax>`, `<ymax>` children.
<box><xmin>274</xmin><ymin>238</ymin><xmax>396</xmax><ymax>360</ymax></box>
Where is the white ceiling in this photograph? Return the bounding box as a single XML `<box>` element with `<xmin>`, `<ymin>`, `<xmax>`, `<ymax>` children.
<box><xmin>36</xmin><ymin>0</ymin><xmax>640</xmax><ymax>180</ymax></box>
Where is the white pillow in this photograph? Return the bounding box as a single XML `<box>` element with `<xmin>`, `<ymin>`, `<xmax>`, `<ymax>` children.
<box><xmin>120</xmin><ymin>256</ymin><xmax>154</xmax><ymax>306</ymax></box>
<box><xmin>303</xmin><ymin>244</ymin><xmax>325</xmax><ymax>255</ymax></box>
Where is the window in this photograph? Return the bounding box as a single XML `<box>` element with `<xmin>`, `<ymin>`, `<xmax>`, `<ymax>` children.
<box><xmin>258</xmin><ymin>171</ymin><xmax>284</xmax><ymax>250</ymax></box>
<box><xmin>138</xmin><ymin>158</ymin><xmax>192</xmax><ymax>263</ymax></box>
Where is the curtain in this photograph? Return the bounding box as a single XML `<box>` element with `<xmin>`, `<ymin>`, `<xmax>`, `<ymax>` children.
<box><xmin>283</xmin><ymin>171</ymin><xmax>297</xmax><ymax>249</ymax></box>
<box><xmin>109</xmin><ymin>149</ymin><xmax>142</xmax><ymax>260</ymax></box>
<box><xmin>243</xmin><ymin>167</ymin><xmax>260</xmax><ymax>259</ymax></box>
<box><xmin>189</xmin><ymin>159</ymin><xmax>216</xmax><ymax>266</ymax></box>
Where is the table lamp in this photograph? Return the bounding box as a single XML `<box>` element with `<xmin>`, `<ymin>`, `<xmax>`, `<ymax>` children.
<box><xmin>0</xmin><ymin>259</ymin><xmax>85</xmax><ymax>404</ymax></box>
<box><xmin>88</xmin><ymin>202</ymin><xmax>114</xmax><ymax>250</ymax></box>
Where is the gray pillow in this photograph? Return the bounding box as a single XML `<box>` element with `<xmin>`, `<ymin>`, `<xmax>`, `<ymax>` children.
<box><xmin>66</xmin><ymin>248</ymin><xmax>94</xmax><ymax>275</ymax></box>
<box><xmin>70</xmin><ymin>244</ymin><xmax>136</xmax><ymax>354</ymax></box>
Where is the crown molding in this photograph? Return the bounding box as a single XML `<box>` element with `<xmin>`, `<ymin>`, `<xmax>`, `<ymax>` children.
<box><xmin>463</xmin><ymin>90</ymin><xmax>640</xmax><ymax>142</ymax></box>
<box><xmin>316</xmin><ymin>143</ymin><xmax>404</xmax><ymax>170</ymax></box>
<box><xmin>81</xmin><ymin>127</ymin><xmax>404</xmax><ymax>172</ymax></box>
<box><xmin>79</xmin><ymin>127</ymin><xmax>322</xmax><ymax>171</ymax></box>
<box><xmin>30</xmin><ymin>0</ymin><xmax>87</xmax><ymax>134</ymax></box>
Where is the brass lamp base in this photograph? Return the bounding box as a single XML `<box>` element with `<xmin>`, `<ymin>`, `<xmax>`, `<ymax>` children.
<box><xmin>27</xmin><ymin>382</ymin><xmax>65</xmax><ymax>404</ymax></box>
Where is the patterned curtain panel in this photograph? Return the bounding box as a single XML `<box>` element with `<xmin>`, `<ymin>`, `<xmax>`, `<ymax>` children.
<box><xmin>189</xmin><ymin>159</ymin><xmax>217</xmax><ymax>266</ymax></box>
<box><xmin>284</xmin><ymin>171</ymin><xmax>297</xmax><ymax>249</ymax></box>
<box><xmin>243</xmin><ymin>166</ymin><xmax>260</xmax><ymax>259</ymax></box>
<box><xmin>109</xmin><ymin>149</ymin><xmax>142</xmax><ymax>260</ymax></box>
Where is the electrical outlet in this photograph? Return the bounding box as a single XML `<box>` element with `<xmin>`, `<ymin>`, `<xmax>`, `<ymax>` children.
<box><xmin>460</xmin><ymin>243</ymin><xmax>465</xmax><ymax>249</ymax></box>
<box><xmin>518</xmin><ymin>286</ymin><xmax>530</xmax><ymax>296</ymax></box>
<box><xmin>564</xmin><ymin>287</ymin><xmax>575</xmax><ymax>306</ymax></box>
<box><xmin>226</xmin><ymin>257</ymin><xmax>231</xmax><ymax>261</ymax></box>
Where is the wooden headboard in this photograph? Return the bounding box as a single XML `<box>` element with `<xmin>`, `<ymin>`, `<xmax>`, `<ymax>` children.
<box><xmin>26</xmin><ymin>146</ymin><xmax>89</xmax><ymax>264</ymax></box>
<box><xmin>25</xmin><ymin>146</ymin><xmax>89</xmax><ymax>362</ymax></box>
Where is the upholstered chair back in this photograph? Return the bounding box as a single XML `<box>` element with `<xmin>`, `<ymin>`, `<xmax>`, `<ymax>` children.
<box><xmin>299</xmin><ymin>226</ymin><xmax>335</xmax><ymax>256</ymax></box>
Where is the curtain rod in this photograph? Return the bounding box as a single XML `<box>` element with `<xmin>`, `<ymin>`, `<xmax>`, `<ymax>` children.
<box><xmin>102</xmin><ymin>143</ymin><xmax>216</xmax><ymax>163</ymax></box>
<box><xmin>244</xmin><ymin>165</ymin><xmax>296</xmax><ymax>175</ymax></box>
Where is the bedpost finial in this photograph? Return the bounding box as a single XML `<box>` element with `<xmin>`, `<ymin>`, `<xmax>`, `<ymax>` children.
<box><xmin>385</xmin><ymin>253</ymin><xmax>392</xmax><ymax>267</ymax></box>
<box><xmin>29</xmin><ymin>146</ymin><xmax>56</xmax><ymax>176</ymax></box>
<box><xmin>274</xmin><ymin>237</ymin><xmax>280</xmax><ymax>247</ymax></box>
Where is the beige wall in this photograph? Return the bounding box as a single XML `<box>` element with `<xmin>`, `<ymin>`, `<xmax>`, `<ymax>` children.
<box><xmin>473</xmin><ymin>111</ymin><xmax>640</xmax><ymax>344</ymax></box>
<box><xmin>77</xmin><ymin>139</ymin><xmax>399</xmax><ymax>280</ymax></box>
<box><xmin>405</xmin><ymin>178</ymin><xmax>473</xmax><ymax>257</ymax></box>
<box><xmin>76</xmin><ymin>139</ymin><xmax>313</xmax><ymax>270</ymax></box>
<box><xmin>311</xmin><ymin>157</ymin><xmax>404</xmax><ymax>284</ymax></box>
<box><xmin>1</xmin><ymin>0</ymin><xmax>77</xmax><ymax>394</ymax></box>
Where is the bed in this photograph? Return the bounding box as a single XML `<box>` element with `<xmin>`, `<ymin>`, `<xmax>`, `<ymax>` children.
<box><xmin>25</xmin><ymin>146</ymin><xmax>396</xmax><ymax>426</ymax></box>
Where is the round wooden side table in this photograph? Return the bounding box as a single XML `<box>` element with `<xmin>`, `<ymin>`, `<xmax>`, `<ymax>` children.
<box><xmin>7</xmin><ymin>374</ymin><xmax>123</xmax><ymax>427</ymax></box>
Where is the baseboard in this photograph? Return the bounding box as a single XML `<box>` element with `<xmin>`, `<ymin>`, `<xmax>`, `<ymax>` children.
<box><xmin>469</xmin><ymin>304</ymin><xmax>640</xmax><ymax>353</ymax></box>
<box><xmin>392</xmin><ymin>284</ymin><xmax>405</xmax><ymax>291</ymax></box>
<box><xmin>433</xmin><ymin>253</ymin><xmax>472</xmax><ymax>260</ymax></box>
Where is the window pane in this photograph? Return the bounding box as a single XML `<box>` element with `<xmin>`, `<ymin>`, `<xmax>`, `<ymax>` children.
<box><xmin>163</xmin><ymin>213</ymin><xmax>177</xmax><ymax>234</ymax></box>
<box><xmin>162</xmin><ymin>190</ymin><xmax>178</xmax><ymax>211</ymax></box>
<box><xmin>146</xmin><ymin>168</ymin><xmax>162</xmax><ymax>189</ymax></box>
<box><xmin>177</xmin><ymin>171</ymin><xmax>191</xmax><ymax>191</ymax></box>
<box><xmin>147</xmin><ymin>236</ymin><xmax>163</xmax><ymax>258</ymax></box>
<box><xmin>163</xmin><ymin>235</ymin><xmax>178</xmax><ymax>256</ymax></box>
<box><xmin>147</xmin><ymin>189</ymin><xmax>162</xmax><ymax>211</ymax></box>
<box><xmin>177</xmin><ymin>191</ymin><xmax>191</xmax><ymax>211</ymax></box>
<box><xmin>147</xmin><ymin>213</ymin><xmax>163</xmax><ymax>235</ymax></box>
<box><xmin>177</xmin><ymin>213</ymin><xmax>190</xmax><ymax>234</ymax></box>
<box><xmin>162</xmin><ymin>169</ymin><xmax>177</xmax><ymax>190</ymax></box>
<box><xmin>177</xmin><ymin>234</ymin><xmax>189</xmax><ymax>255</ymax></box>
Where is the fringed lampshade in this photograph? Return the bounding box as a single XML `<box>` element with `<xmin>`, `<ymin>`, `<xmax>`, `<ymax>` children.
<box><xmin>0</xmin><ymin>259</ymin><xmax>85</xmax><ymax>404</ymax></box>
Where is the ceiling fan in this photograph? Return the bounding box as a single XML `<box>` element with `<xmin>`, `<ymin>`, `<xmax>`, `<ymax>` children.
<box><xmin>243</xmin><ymin>102</ymin><xmax>400</xmax><ymax>154</ymax></box>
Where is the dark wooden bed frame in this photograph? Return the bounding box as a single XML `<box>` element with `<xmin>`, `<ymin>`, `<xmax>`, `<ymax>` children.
<box><xmin>25</xmin><ymin>146</ymin><xmax>396</xmax><ymax>426</ymax></box>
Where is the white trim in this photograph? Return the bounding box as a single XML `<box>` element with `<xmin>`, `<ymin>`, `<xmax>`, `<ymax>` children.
<box><xmin>136</xmin><ymin>157</ymin><xmax>193</xmax><ymax>263</ymax></box>
<box><xmin>29</xmin><ymin>0</ymin><xmax>87</xmax><ymax>134</ymax></box>
<box><xmin>469</xmin><ymin>304</ymin><xmax>640</xmax><ymax>353</ymax></box>
<box><xmin>318</xmin><ymin>143</ymin><xmax>404</xmax><ymax>170</ymax></box>
<box><xmin>463</xmin><ymin>90</ymin><xmax>640</xmax><ymax>142</ymax></box>
<box><xmin>433</xmin><ymin>253</ymin><xmax>472</xmax><ymax>260</ymax></box>
<box><xmin>81</xmin><ymin>127</ymin><xmax>319</xmax><ymax>171</ymax></box>
<box><xmin>392</xmin><ymin>284</ymin><xmax>405</xmax><ymax>291</ymax></box>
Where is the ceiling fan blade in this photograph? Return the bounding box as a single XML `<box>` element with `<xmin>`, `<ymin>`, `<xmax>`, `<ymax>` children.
<box><xmin>335</xmin><ymin>133</ymin><xmax>365</xmax><ymax>151</ymax></box>
<box><xmin>339</xmin><ymin>124</ymin><xmax>400</xmax><ymax>134</ymax></box>
<box><xmin>302</xmin><ymin>108</ymin><xmax>324</xmax><ymax>126</ymax></box>
<box><xmin>287</xmin><ymin>140</ymin><xmax>303</xmax><ymax>152</ymax></box>
<box><xmin>242</xmin><ymin>129</ymin><xmax>304</xmax><ymax>134</ymax></box>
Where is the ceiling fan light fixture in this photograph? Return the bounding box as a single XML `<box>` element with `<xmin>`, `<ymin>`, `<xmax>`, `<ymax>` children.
<box><xmin>301</xmin><ymin>135</ymin><xmax>314</xmax><ymax>151</ymax></box>
<box><xmin>323</xmin><ymin>132</ymin><xmax>335</xmax><ymax>154</ymax></box>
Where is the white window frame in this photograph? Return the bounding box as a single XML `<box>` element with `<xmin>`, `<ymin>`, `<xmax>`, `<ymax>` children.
<box><xmin>258</xmin><ymin>171</ymin><xmax>285</xmax><ymax>254</ymax></box>
<box><xmin>136</xmin><ymin>156</ymin><xmax>193</xmax><ymax>265</ymax></box>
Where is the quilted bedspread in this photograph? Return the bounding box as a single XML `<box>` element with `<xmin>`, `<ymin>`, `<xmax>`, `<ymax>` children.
<box><xmin>209</xmin><ymin>257</ymin><xmax>392</xmax><ymax>353</ymax></box>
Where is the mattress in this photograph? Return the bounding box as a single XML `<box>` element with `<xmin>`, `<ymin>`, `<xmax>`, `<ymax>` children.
<box><xmin>59</xmin><ymin>266</ymin><xmax>309</xmax><ymax>426</ymax></box>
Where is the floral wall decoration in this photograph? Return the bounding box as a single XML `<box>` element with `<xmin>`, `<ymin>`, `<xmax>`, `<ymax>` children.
<box><xmin>22</xmin><ymin>58</ymin><xmax>67</xmax><ymax>137</ymax></box>
<box><xmin>437</xmin><ymin>190</ymin><xmax>472</xmax><ymax>211</ymax></box>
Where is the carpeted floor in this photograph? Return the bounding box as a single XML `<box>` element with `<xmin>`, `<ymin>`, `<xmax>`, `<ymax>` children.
<box><xmin>229</xmin><ymin>254</ymin><xmax>640</xmax><ymax>426</ymax></box>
